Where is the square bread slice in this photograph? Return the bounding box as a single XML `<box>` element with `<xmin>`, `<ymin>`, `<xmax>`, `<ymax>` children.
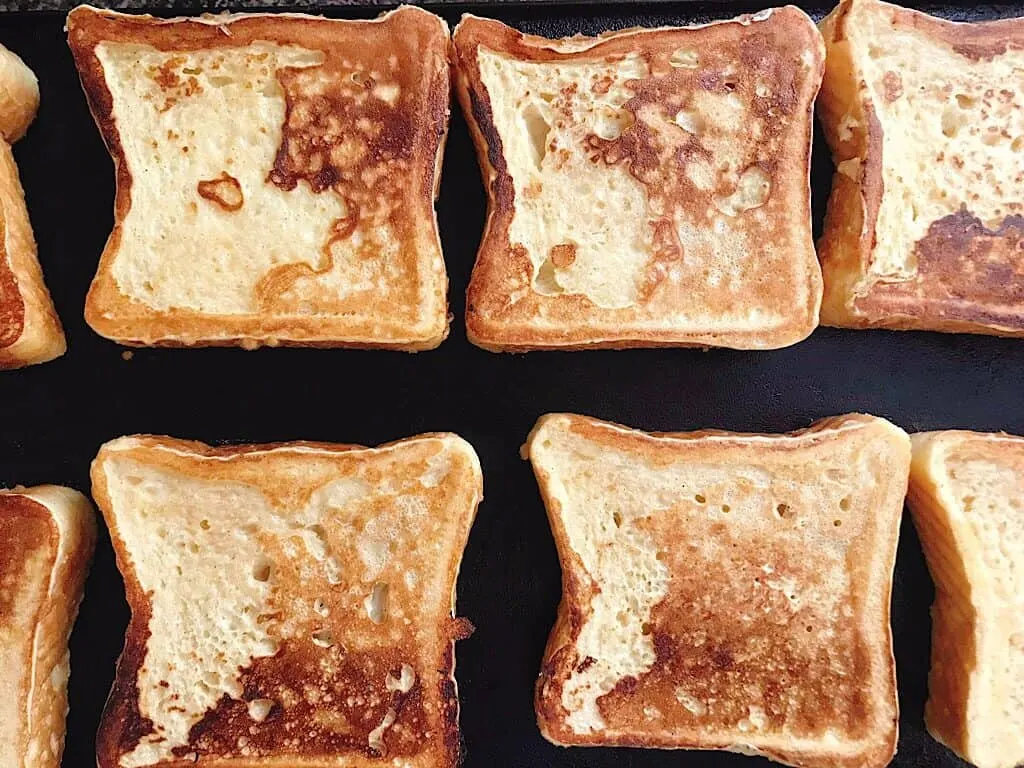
<box><xmin>819</xmin><ymin>0</ymin><xmax>1024</xmax><ymax>336</ymax></box>
<box><xmin>67</xmin><ymin>5</ymin><xmax>451</xmax><ymax>350</ymax></box>
<box><xmin>452</xmin><ymin>9</ymin><xmax>825</xmax><ymax>351</ymax></box>
<box><xmin>0</xmin><ymin>485</ymin><xmax>96</xmax><ymax>768</ymax></box>
<box><xmin>524</xmin><ymin>413</ymin><xmax>909</xmax><ymax>768</ymax></box>
<box><xmin>0</xmin><ymin>44</ymin><xmax>66</xmax><ymax>368</ymax></box>
<box><xmin>907</xmin><ymin>430</ymin><xmax>1024</xmax><ymax>768</ymax></box>
<box><xmin>91</xmin><ymin>434</ymin><xmax>482</xmax><ymax>768</ymax></box>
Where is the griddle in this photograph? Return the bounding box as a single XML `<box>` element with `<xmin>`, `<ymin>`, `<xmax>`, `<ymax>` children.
<box><xmin>0</xmin><ymin>2</ymin><xmax>1019</xmax><ymax>766</ymax></box>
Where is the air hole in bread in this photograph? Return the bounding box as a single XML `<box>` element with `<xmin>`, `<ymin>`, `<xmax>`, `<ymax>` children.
<box><xmin>209</xmin><ymin>75</ymin><xmax>233</xmax><ymax>88</ymax></box>
<box><xmin>612</xmin><ymin>511</ymin><xmax>623</xmax><ymax>528</ymax></box>
<box><xmin>962</xmin><ymin>495</ymin><xmax>975</xmax><ymax>511</ymax></box>
<box><xmin>955</xmin><ymin>93</ymin><xmax>976</xmax><ymax>110</ymax></box>
<box><xmin>534</xmin><ymin>258</ymin><xmax>564</xmax><ymax>295</ymax></box>
<box><xmin>982</xmin><ymin>129</ymin><xmax>1003</xmax><ymax>146</ymax></box>
<box><xmin>941</xmin><ymin>106</ymin><xmax>964</xmax><ymax>138</ymax></box>
<box><xmin>833</xmin><ymin>519</ymin><xmax>842</xmax><ymax>527</ymax></box>
<box><xmin>839</xmin><ymin>497</ymin><xmax>851</xmax><ymax>511</ymax></box>
<box><xmin>694</xmin><ymin>494</ymin><xmax>706</xmax><ymax>504</ymax></box>
<box><xmin>775</xmin><ymin>503</ymin><xmax>792</xmax><ymax>519</ymax></box>
<box><xmin>669</xmin><ymin>48</ymin><xmax>699</xmax><ymax>69</ymax></box>
<box><xmin>641</xmin><ymin>622</ymin><xmax>653</xmax><ymax>635</ymax></box>
<box><xmin>1013</xmin><ymin>136</ymin><xmax>1024</xmax><ymax>153</ymax></box>
<box><xmin>674</xmin><ymin>109</ymin><xmax>703</xmax><ymax>135</ymax></box>
<box><xmin>593</xmin><ymin>106</ymin><xmax>634</xmax><ymax>141</ymax></box>
<box><xmin>200</xmin><ymin>519</ymin><xmax>210</xmax><ymax>530</ymax></box>
<box><xmin>252</xmin><ymin>559</ymin><xmax>272</xmax><ymax>582</ymax></box>
<box><xmin>182</xmin><ymin>67</ymin><xmax>201</xmax><ymax>76</ymax></box>
<box><xmin>522</xmin><ymin>103</ymin><xmax>551</xmax><ymax>171</ymax></box>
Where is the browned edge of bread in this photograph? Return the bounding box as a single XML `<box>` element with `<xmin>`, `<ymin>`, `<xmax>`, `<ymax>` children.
<box><xmin>67</xmin><ymin>5</ymin><xmax>451</xmax><ymax>351</ymax></box>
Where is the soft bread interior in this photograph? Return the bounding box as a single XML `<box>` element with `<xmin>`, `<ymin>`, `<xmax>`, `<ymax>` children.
<box><xmin>820</xmin><ymin>0</ymin><xmax>1024</xmax><ymax>302</ymax></box>
<box><xmin>908</xmin><ymin>432</ymin><xmax>1024</xmax><ymax>768</ymax></box>
<box><xmin>95</xmin><ymin>436</ymin><xmax>481</xmax><ymax>768</ymax></box>
<box><xmin>527</xmin><ymin>414</ymin><xmax>908</xmax><ymax>767</ymax></box>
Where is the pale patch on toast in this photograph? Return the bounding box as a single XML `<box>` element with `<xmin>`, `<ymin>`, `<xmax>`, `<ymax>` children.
<box><xmin>454</xmin><ymin>10</ymin><xmax>825</xmax><ymax>351</ymax></box>
<box><xmin>477</xmin><ymin>50</ymin><xmax>652</xmax><ymax>310</ymax></box>
<box><xmin>908</xmin><ymin>431</ymin><xmax>1024</xmax><ymax>768</ymax></box>
<box><xmin>96</xmin><ymin>43</ymin><xmax>344</xmax><ymax>314</ymax></box>
<box><xmin>526</xmin><ymin>413</ymin><xmax>908</xmax><ymax>768</ymax></box>
<box><xmin>92</xmin><ymin>435</ymin><xmax>482</xmax><ymax>768</ymax></box>
<box><xmin>819</xmin><ymin>0</ymin><xmax>1024</xmax><ymax>334</ymax></box>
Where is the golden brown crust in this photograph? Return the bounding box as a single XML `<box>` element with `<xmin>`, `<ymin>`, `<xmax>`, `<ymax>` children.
<box><xmin>68</xmin><ymin>5</ymin><xmax>450</xmax><ymax>351</ymax></box>
<box><xmin>0</xmin><ymin>487</ymin><xmax>97</xmax><ymax>768</ymax></box>
<box><xmin>0</xmin><ymin>134</ymin><xmax>65</xmax><ymax>368</ymax></box>
<box><xmin>91</xmin><ymin>434</ymin><xmax>482</xmax><ymax>768</ymax></box>
<box><xmin>453</xmin><ymin>10</ymin><xmax>825</xmax><ymax>351</ymax></box>
<box><xmin>818</xmin><ymin>0</ymin><xmax>1024</xmax><ymax>336</ymax></box>
<box><xmin>527</xmin><ymin>413</ymin><xmax>906</xmax><ymax>768</ymax></box>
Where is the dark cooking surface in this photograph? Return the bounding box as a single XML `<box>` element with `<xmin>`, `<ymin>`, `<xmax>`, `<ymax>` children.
<box><xmin>0</xmin><ymin>3</ymin><xmax>1017</xmax><ymax>767</ymax></box>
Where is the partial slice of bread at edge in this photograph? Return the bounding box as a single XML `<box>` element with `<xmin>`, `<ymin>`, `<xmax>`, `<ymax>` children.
<box><xmin>906</xmin><ymin>431</ymin><xmax>1024</xmax><ymax>768</ymax></box>
<box><xmin>67</xmin><ymin>5</ymin><xmax>451</xmax><ymax>350</ymax></box>
<box><xmin>0</xmin><ymin>485</ymin><xmax>97</xmax><ymax>768</ymax></box>
<box><xmin>0</xmin><ymin>45</ymin><xmax>66</xmax><ymax>368</ymax></box>
<box><xmin>525</xmin><ymin>413</ymin><xmax>909</xmax><ymax>768</ymax></box>
<box><xmin>452</xmin><ymin>9</ymin><xmax>825</xmax><ymax>351</ymax></box>
<box><xmin>819</xmin><ymin>0</ymin><xmax>1024</xmax><ymax>336</ymax></box>
<box><xmin>91</xmin><ymin>434</ymin><xmax>482</xmax><ymax>768</ymax></box>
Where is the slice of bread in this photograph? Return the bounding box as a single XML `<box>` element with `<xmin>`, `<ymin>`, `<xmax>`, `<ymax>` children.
<box><xmin>68</xmin><ymin>5</ymin><xmax>451</xmax><ymax>350</ymax></box>
<box><xmin>0</xmin><ymin>45</ymin><xmax>66</xmax><ymax>369</ymax></box>
<box><xmin>452</xmin><ymin>9</ymin><xmax>825</xmax><ymax>351</ymax></box>
<box><xmin>819</xmin><ymin>0</ymin><xmax>1024</xmax><ymax>335</ymax></box>
<box><xmin>907</xmin><ymin>431</ymin><xmax>1024</xmax><ymax>768</ymax></box>
<box><xmin>0</xmin><ymin>485</ymin><xmax>96</xmax><ymax>768</ymax></box>
<box><xmin>91</xmin><ymin>434</ymin><xmax>482</xmax><ymax>768</ymax></box>
<box><xmin>525</xmin><ymin>413</ymin><xmax>909</xmax><ymax>768</ymax></box>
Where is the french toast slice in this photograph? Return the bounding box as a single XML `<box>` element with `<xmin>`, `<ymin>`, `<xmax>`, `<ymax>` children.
<box><xmin>452</xmin><ymin>9</ymin><xmax>825</xmax><ymax>351</ymax></box>
<box><xmin>67</xmin><ymin>5</ymin><xmax>451</xmax><ymax>350</ymax></box>
<box><xmin>0</xmin><ymin>45</ymin><xmax>66</xmax><ymax>368</ymax></box>
<box><xmin>525</xmin><ymin>413</ymin><xmax>909</xmax><ymax>768</ymax></box>
<box><xmin>91</xmin><ymin>434</ymin><xmax>482</xmax><ymax>768</ymax></box>
<box><xmin>0</xmin><ymin>485</ymin><xmax>97</xmax><ymax>768</ymax></box>
<box><xmin>819</xmin><ymin>0</ymin><xmax>1024</xmax><ymax>335</ymax></box>
<box><xmin>907</xmin><ymin>431</ymin><xmax>1024</xmax><ymax>768</ymax></box>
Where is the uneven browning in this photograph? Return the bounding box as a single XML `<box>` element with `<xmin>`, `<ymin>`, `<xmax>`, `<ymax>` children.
<box><xmin>0</xmin><ymin>486</ymin><xmax>97</xmax><ymax>768</ymax></box>
<box><xmin>67</xmin><ymin>5</ymin><xmax>450</xmax><ymax>350</ymax></box>
<box><xmin>907</xmin><ymin>431</ymin><xmax>1024</xmax><ymax>768</ymax></box>
<box><xmin>452</xmin><ymin>9</ymin><xmax>824</xmax><ymax>351</ymax></box>
<box><xmin>525</xmin><ymin>413</ymin><xmax>908</xmax><ymax>768</ymax></box>
<box><xmin>818</xmin><ymin>0</ymin><xmax>1024</xmax><ymax>335</ymax></box>
<box><xmin>92</xmin><ymin>435</ymin><xmax>482</xmax><ymax>768</ymax></box>
<box><xmin>0</xmin><ymin>45</ymin><xmax>65</xmax><ymax>368</ymax></box>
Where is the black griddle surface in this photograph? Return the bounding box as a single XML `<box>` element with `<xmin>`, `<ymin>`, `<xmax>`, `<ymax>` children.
<box><xmin>0</xmin><ymin>3</ymin><xmax>1017</xmax><ymax>767</ymax></box>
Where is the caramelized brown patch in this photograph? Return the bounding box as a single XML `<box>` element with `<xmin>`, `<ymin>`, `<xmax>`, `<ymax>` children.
<box><xmin>151</xmin><ymin>56</ymin><xmax>203</xmax><ymax>112</ymax></box>
<box><xmin>179</xmin><ymin>643</ymin><xmax>428</xmax><ymax>760</ymax></box>
<box><xmin>197</xmin><ymin>172</ymin><xmax>244</xmax><ymax>212</ymax></box>
<box><xmin>0</xmin><ymin>229</ymin><xmax>23</xmax><ymax>350</ymax></box>
<box><xmin>866</xmin><ymin>208</ymin><xmax>1024</xmax><ymax>327</ymax></box>
<box><xmin>549</xmin><ymin>243</ymin><xmax>576</xmax><ymax>268</ymax></box>
<box><xmin>0</xmin><ymin>495</ymin><xmax>56</xmax><ymax>614</ymax></box>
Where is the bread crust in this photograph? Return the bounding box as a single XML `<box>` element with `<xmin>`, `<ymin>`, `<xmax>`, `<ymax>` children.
<box><xmin>68</xmin><ymin>5</ymin><xmax>451</xmax><ymax>351</ymax></box>
<box><xmin>818</xmin><ymin>0</ymin><xmax>1024</xmax><ymax>335</ymax></box>
<box><xmin>0</xmin><ymin>486</ymin><xmax>97</xmax><ymax>768</ymax></box>
<box><xmin>91</xmin><ymin>434</ymin><xmax>482</xmax><ymax>768</ymax></box>
<box><xmin>0</xmin><ymin>44</ymin><xmax>65</xmax><ymax>369</ymax></box>
<box><xmin>907</xmin><ymin>431</ymin><xmax>1024</xmax><ymax>768</ymax></box>
<box><xmin>453</xmin><ymin>9</ymin><xmax>824</xmax><ymax>351</ymax></box>
<box><xmin>525</xmin><ymin>413</ymin><xmax>907</xmax><ymax>768</ymax></box>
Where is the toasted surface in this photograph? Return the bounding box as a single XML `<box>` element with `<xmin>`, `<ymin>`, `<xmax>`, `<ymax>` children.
<box><xmin>525</xmin><ymin>413</ymin><xmax>908</xmax><ymax>768</ymax></box>
<box><xmin>819</xmin><ymin>0</ymin><xmax>1024</xmax><ymax>335</ymax></box>
<box><xmin>91</xmin><ymin>434</ymin><xmax>482</xmax><ymax>768</ymax></box>
<box><xmin>452</xmin><ymin>9</ymin><xmax>824</xmax><ymax>351</ymax></box>
<box><xmin>68</xmin><ymin>5</ymin><xmax>451</xmax><ymax>350</ymax></box>
<box><xmin>0</xmin><ymin>44</ymin><xmax>65</xmax><ymax>369</ymax></box>
<box><xmin>907</xmin><ymin>431</ymin><xmax>1024</xmax><ymax>768</ymax></box>
<box><xmin>0</xmin><ymin>485</ymin><xmax>97</xmax><ymax>768</ymax></box>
